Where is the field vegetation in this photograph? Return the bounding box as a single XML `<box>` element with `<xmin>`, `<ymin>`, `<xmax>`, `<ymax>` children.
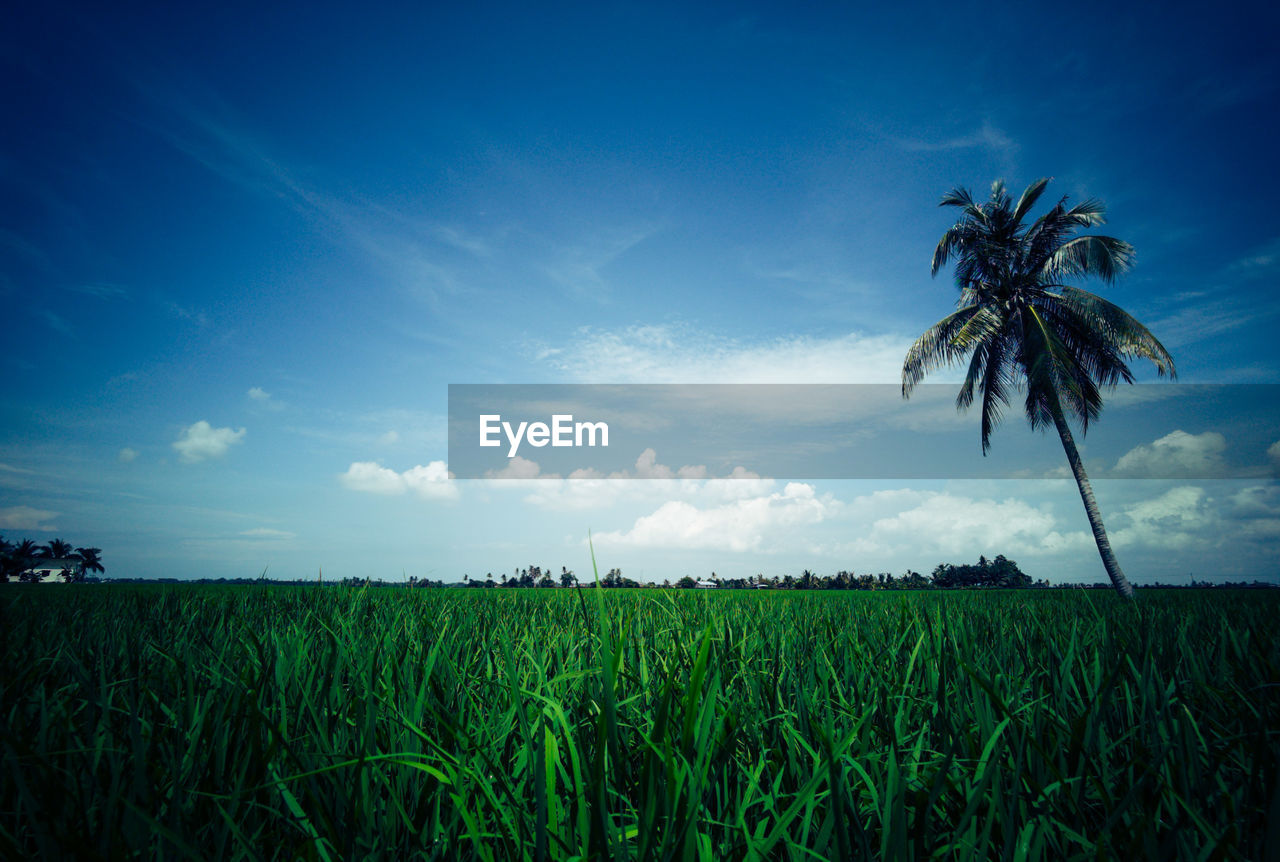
<box><xmin>2</xmin><ymin>583</ymin><xmax>1276</xmax><ymax>859</ymax></box>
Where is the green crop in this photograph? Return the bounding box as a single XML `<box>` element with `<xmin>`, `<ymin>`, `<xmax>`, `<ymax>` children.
<box><xmin>1</xmin><ymin>584</ymin><xmax>1276</xmax><ymax>859</ymax></box>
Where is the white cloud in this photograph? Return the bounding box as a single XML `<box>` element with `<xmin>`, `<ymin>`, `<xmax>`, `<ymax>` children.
<box><xmin>379</xmin><ymin>430</ymin><xmax>399</xmax><ymax>446</ymax></box>
<box><xmin>592</xmin><ymin>482</ymin><xmax>834</xmax><ymax>552</ymax></box>
<box><xmin>239</xmin><ymin>527</ymin><xmax>295</xmax><ymax>540</ymax></box>
<box><xmin>173</xmin><ymin>421</ymin><xmax>246</xmax><ymax>463</ymax></box>
<box><xmin>117</xmin><ymin>447</ymin><xmax>138</xmax><ymax>463</ymax></box>
<box><xmin>1110</xmin><ymin>486</ymin><xmax>1210</xmax><ymax>549</ymax></box>
<box><xmin>541</xmin><ymin>225</ymin><xmax>658</xmax><ymax>299</ymax></box>
<box><xmin>1269</xmin><ymin>440</ymin><xmax>1280</xmax><ymax>467</ymax></box>
<box><xmin>247</xmin><ymin>386</ymin><xmax>284</xmax><ymax>411</ymax></box>
<box><xmin>402</xmin><ymin>462</ymin><xmax>458</xmax><ymax>499</ymax></box>
<box><xmin>486</xmin><ymin>456</ymin><xmax>546</xmax><ymax>481</ymax></box>
<box><xmin>0</xmin><ymin>505</ymin><xmax>59</xmax><ymax>531</ymax></box>
<box><xmin>848</xmin><ymin>491</ymin><xmax>1088</xmax><ymax>557</ymax></box>
<box><xmin>534</xmin><ymin>323</ymin><xmax>918</xmax><ymax>384</ymax></box>
<box><xmin>898</xmin><ymin>121</ymin><xmax>1016</xmax><ymax>153</ymax></box>
<box><xmin>1113</xmin><ymin>430</ymin><xmax>1227</xmax><ymax>477</ymax></box>
<box><xmin>341</xmin><ymin>461</ymin><xmax>405</xmax><ymax>494</ymax></box>
<box><xmin>500</xmin><ymin>450</ymin><xmax>775</xmax><ymax>511</ymax></box>
<box><xmin>1228</xmin><ymin>485</ymin><xmax>1280</xmax><ymax>517</ymax></box>
<box><xmin>340</xmin><ymin>460</ymin><xmax>458</xmax><ymax>500</ymax></box>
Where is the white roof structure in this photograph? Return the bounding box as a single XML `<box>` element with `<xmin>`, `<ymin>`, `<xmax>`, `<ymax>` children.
<box><xmin>17</xmin><ymin>558</ymin><xmax>82</xmax><ymax>584</ymax></box>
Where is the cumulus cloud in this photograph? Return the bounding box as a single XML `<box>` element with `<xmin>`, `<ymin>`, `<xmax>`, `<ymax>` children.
<box><xmin>1228</xmin><ymin>485</ymin><xmax>1280</xmax><ymax>518</ymax></box>
<box><xmin>848</xmin><ymin>491</ymin><xmax>1088</xmax><ymax>557</ymax></box>
<box><xmin>486</xmin><ymin>456</ymin><xmax>546</xmax><ymax>481</ymax></box>
<box><xmin>0</xmin><ymin>505</ymin><xmax>59</xmax><ymax>531</ymax></box>
<box><xmin>1113</xmin><ymin>430</ymin><xmax>1227</xmax><ymax>478</ymax></box>
<box><xmin>498</xmin><ymin>450</ymin><xmax>775</xmax><ymax>511</ymax></box>
<box><xmin>592</xmin><ymin>482</ymin><xmax>834</xmax><ymax>552</ymax></box>
<box><xmin>173</xmin><ymin>421</ymin><xmax>246</xmax><ymax>463</ymax></box>
<box><xmin>1110</xmin><ymin>486</ymin><xmax>1211</xmax><ymax>549</ymax></box>
<box><xmin>340</xmin><ymin>460</ymin><xmax>458</xmax><ymax>500</ymax></box>
<box><xmin>533</xmin><ymin>323</ymin><xmax>920</xmax><ymax>384</ymax></box>
<box><xmin>117</xmin><ymin>447</ymin><xmax>138</xmax><ymax>463</ymax></box>
<box><xmin>340</xmin><ymin>461</ymin><xmax>404</xmax><ymax>494</ymax></box>
<box><xmin>1269</xmin><ymin>440</ymin><xmax>1280</xmax><ymax>468</ymax></box>
<box><xmin>402</xmin><ymin>462</ymin><xmax>457</xmax><ymax>498</ymax></box>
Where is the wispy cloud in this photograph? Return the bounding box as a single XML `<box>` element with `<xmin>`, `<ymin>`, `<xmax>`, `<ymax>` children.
<box><xmin>0</xmin><ymin>505</ymin><xmax>60</xmax><ymax>532</ymax></box>
<box><xmin>247</xmin><ymin>387</ymin><xmax>284</xmax><ymax>411</ymax></box>
<box><xmin>1143</xmin><ymin>235</ymin><xmax>1280</xmax><ymax>354</ymax></box>
<box><xmin>1226</xmin><ymin>236</ymin><xmax>1280</xmax><ymax>278</ymax></box>
<box><xmin>532</xmin><ymin>323</ymin><xmax>920</xmax><ymax>383</ymax></box>
<box><xmin>897</xmin><ymin>121</ymin><xmax>1016</xmax><ymax>153</ymax></box>
<box><xmin>70</xmin><ymin>282</ymin><xmax>132</xmax><ymax>300</ymax></box>
<box><xmin>540</xmin><ymin>225</ymin><xmax>660</xmax><ymax>300</ymax></box>
<box><xmin>138</xmin><ymin>95</ymin><xmax>495</xmax><ymax>310</ymax></box>
<box><xmin>239</xmin><ymin>527</ymin><xmax>296</xmax><ymax>540</ymax></box>
<box><xmin>39</xmin><ymin>310</ymin><xmax>74</xmax><ymax>338</ymax></box>
<box><xmin>165</xmin><ymin>301</ymin><xmax>210</xmax><ymax>327</ymax></box>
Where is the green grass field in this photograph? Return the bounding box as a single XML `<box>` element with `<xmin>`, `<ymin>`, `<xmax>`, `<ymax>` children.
<box><xmin>2</xmin><ymin>585</ymin><xmax>1277</xmax><ymax>860</ymax></box>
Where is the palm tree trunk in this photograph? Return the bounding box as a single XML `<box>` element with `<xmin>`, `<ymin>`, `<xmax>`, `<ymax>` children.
<box><xmin>1051</xmin><ymin>407</ymin><xmax>1135</xmax><ymax>599</ymax></box>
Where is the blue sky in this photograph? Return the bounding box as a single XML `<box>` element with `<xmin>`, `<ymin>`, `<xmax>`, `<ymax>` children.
<box><xmin>3</xmin><ymin>1</ymin><xmax>1278</xmax><ymax>583</ymax></box>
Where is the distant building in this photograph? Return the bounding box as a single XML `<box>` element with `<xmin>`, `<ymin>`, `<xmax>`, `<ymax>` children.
<box><xmin>17</xmin><ymin>558</ymin><xmax>82</xmax><ymax>583</ymax></box>
<box><xmin>695</xmin><ymin>580</ymin><xmax>717</xmax><ymax>589</ymax></box>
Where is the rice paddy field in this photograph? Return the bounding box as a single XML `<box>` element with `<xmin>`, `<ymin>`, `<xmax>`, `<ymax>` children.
<box><xmin>2</xmin><ymin>584</ymin><xmax>1277</xmax><ymax>860</ymax></box>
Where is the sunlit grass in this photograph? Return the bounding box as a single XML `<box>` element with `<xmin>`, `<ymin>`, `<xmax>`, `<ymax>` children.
<box><xmin>1</xmin><ymin>584</ymin><xmax>1276</xmax><ymax>859</ymax></box>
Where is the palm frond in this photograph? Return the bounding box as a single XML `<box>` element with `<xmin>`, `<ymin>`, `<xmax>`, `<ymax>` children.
<box><xmin>902</xmin><ymin>306</ymin><xmax>981</xmax><ymax>395</ymax></box>
<box><xmin>950</xmin><ymin>304</ymin><xmax>1005</xmax><ymax>352</ymax></box>
<box><xmin>1050</xmin><ymin>287</ymin><xmax>1176</xmax><ymax>377</ymax></box>
<box><xmin>1042</xmin><ymin>235</ymin><xmax>1134</xmax><ymax>284</ymax></box>
<box><xmin>1020</xmin><ymin>305</ymin><xmax>1103</xmax><ymax>432</ymax></box>
<box><xmin>978</xmin><ymin>335</ymin><xmax>1016</xmax><ymax>453</ymax></box>
<box><xmin>939</xmin><ymin>186</ymin><xmax>977</xmax><ymax>209</ymax></box>
<box><xmin>989</xmin><ymin>179</ymin><xmax>1009</xmax><ymax>210</ymax></box>
<box><xmin>932</xmin><ymin>225</ymin><xmax>965</xmax><ymax>276</ymax></box>
<box><xmin>1011</xmin><ymin>177</ymin><xmax>1051</xmax><ymax>225</ymax></box>
<box><xmin>957</xmin><ymin>341</ymin><xmax>989</xmax><ymax>411</ymax></box>
<box><xmin>1065</xmin><ymin>197</ymin><xmax>1107</xmax><ymax>227</ymax></box>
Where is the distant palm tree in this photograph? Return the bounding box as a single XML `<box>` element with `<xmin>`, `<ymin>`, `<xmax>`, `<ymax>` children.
<box><xmin>9</xmin><ymin>539</ymin><xmax>42</xmax><ymax>582</ymax></box>
<box><xmin>41</xmin><ymin>538</ymin><xmax>75</xmax><ymax>559</ymax></box>
<box><xmin>1</xmin><ymin>537</ymin><xmax>41</xmax><ymax>581</ymax></box>
<box><xmin>903</xmin><ymin>178</ymin><xmax>1175</xmax><ymax>599</ymax></box>
<box><xmin>76</xmin><ymin>547</ymin><xmax>104</xmax><ymax>580</ymax></box>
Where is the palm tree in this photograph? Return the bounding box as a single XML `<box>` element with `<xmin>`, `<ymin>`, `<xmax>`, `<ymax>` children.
<box><xmin>7</xmin><ymin>539</ymin><xmax>42</xmax><ymax>582</ymax></box>
<box><xmin>76</xmin><ymin>547</ymin><xmax>104</xmax><ymax>581</ymax></box>
<box><xmin>903</xmin><ymin>178</ymin><xmax>1175</xmax><ymax>599</ymax></box>
<box><xmin>41</xmin><ymin>538</ymin><xmax>75</xmax><ymax>559</ymax></box>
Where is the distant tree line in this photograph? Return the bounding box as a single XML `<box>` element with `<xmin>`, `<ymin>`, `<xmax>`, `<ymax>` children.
<box><xmin>452</xmin><ymin>557</ymin><xmax>1038</xmax><ymax>590</ymax></box>
<box><xmin>0</xmin><ymin>535</ymin><xmax>104</xmax><ymax>583</ymax></box>
<box><xmin>930</xmin><ymin>555</ymin><xmax>1032</xmax><ymax>589</ymax></box>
